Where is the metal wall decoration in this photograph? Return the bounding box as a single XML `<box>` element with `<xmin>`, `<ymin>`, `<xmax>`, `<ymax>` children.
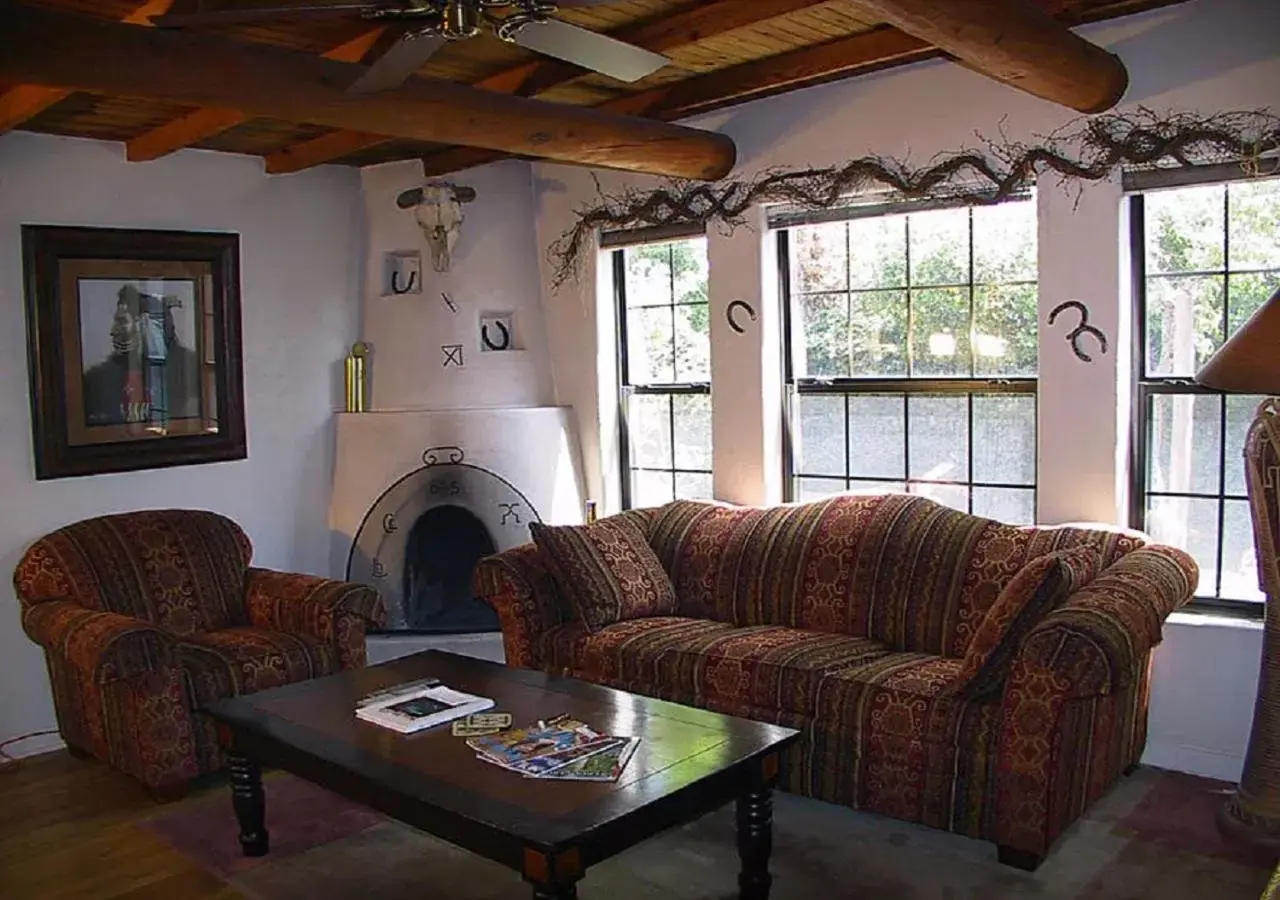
<box><xmin>441</xmin><ymin>343</ymin><xmax>464</xmax><ymax>367</ymax></box>
<box><xmin>441</xmin><ymin>292</ymin><xmax>458</xmax><ymax>314</ymax></box>
<box><xmin>1048</xmin><ymin>300</ymin><xmax>1109</xmax><ymax>363</ymax></box>
<box><xmin>726</xmin><ymin>299</ymin><xmax>758</xmax><ymax>334</ymax></box>
<box><xmin>499</xmin><ymin>502</ymin><xmax>522</xmax><ymax>525</ymax></box>
<box><xmin>480</xmin><ymin>312</ymin><xmax>515</xmax><ymax>351</ymax></box>
<box><xmin>384</xmin><ymin>251</ymin><xmax>422</xmax><ymax>295</ymax></box>
<box><xmin>423</xmin><ymin>445</ymin><xmax>465</xmax><ymax>466</ymax></box>
<box><xmin>548</xmin><ymin>110</ymin><xmax>1280</xmax><ymax>287</ymax></box>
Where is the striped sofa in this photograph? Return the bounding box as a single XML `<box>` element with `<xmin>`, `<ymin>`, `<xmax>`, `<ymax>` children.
<box><xmin>474</xmin><ymin>494</ymin><xmax>1197</xmax><ymax>869</ymax></box>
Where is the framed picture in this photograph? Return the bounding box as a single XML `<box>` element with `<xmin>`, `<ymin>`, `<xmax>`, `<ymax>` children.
<box><xmin>22</xmin><ymin>225</ymin><xmax>246</xmax><ymax>480</ymax></box>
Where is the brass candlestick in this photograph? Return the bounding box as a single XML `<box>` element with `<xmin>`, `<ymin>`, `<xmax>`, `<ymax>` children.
<box><xmin>344</xmin><ymin>342</ymin><xmax>370</xmax><ymax>413</ymax></box>
<box><xmin>585</xmin><ymin>500</ymin><xmax>598</xmax><ymax>524</ymax></box>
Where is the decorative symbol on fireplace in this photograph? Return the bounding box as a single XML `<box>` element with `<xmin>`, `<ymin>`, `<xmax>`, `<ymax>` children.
<box><xmin>442</xmin><ymin>344</ymin><xmax>464</xmax><ymax>367</ymax></box>
<box><xmin>499</xmin><ymin>502</ymin><xmax>522</xmax><ymax>525</ymax></box>
<box><xmin>441</xmin><ymin>292</ymin><xmax>457</xmax><ymax>314</ymax></box>
<box><xmin>429</xmin><ymin>479</ymin><xmax>462</xmax><ymax>497</ymax></box>
<box><xmin>422</xmin><ymin>446</ymin><xmax>465</xmax><ymax>466</ymax></box>
<box><xmin>480</xmin><ymin>319</ymin><xmax>511</xmax><ymax>352</ymax></box>
<box><xmin>382</xmin><ymin>513</ymin><xmax>398</xmax><ymax>534</ymax></box>
<box><xmin>370</xmin><ymin>559</ymin><xmax>387</xmax><ymax>578</ymax></box>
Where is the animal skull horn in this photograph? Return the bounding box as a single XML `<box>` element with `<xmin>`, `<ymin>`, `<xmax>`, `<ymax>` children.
<box><xmin>396</xmin><ymin>182</ymin><xmax>477</xmax><ymax>273</ymax></box>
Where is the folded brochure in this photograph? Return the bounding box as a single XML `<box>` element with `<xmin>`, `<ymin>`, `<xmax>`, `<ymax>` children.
<box><xmin>467</xmin><ymin>714</ymin><xmax>639</xmax><ymax>780</ymax></box>
<box><xmin>356</xmin><ymin>682</ymin><xmax>493</xmax><ymax>734</ymax></box>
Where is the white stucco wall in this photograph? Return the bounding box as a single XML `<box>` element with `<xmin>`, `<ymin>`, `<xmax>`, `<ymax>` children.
<box><xmin>0</xmin><ymin>132</ymin><xmax>364</xmax><ymax>757</ymax></box>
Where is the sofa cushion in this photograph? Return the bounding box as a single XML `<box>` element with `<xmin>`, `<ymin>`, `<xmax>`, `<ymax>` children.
<box><xmin>543</xmin><ymin>617</ymin><xmax>896</xmax><ymax>719</ymax></box>
<box><xmin>530</xmin><ymin>517</ymin><xmax>677</xmax><ymax>632</ymax></box>
<box><xmin>955</xmin><ymin>546</ymin><xmax>1100</xmax><ymax>698</ymax></box>
<box><xmin>177</xmin><ymin>627</ymin><xmax>340</xmax><ymax>708</ymax></box>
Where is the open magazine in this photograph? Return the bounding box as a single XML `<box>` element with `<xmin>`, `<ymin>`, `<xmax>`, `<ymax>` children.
<box><xmin>356</xmin><ymin>681</ymin><xmax>494</xmax><ymax>734</ymax></box>
<box><xmin>468</xmin><ymin>714</ymin><xmax>640</xmax><ymax>781</ymax></box>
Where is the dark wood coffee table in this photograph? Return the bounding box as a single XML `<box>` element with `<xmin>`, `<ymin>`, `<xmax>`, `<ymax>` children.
<box><xmin>205</xmin><ymin>650</ymin><xmax>800</xmax><ymax>899</ymax></box>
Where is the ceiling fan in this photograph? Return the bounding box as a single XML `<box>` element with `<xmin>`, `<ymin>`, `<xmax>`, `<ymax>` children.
<box><xmin>150</xmin><ymin>0</ymin><xmax>671</xmax><ymax>95</ymax></box>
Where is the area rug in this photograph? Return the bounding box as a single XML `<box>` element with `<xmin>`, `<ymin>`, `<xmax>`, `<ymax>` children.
<box><xmin>139</xmin><ymin>767</ymin><xmax>1274</xmax><ymax>900</ymax></box>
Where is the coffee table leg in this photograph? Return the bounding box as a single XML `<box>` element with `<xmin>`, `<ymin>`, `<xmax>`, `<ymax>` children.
<box><xmin>228</xmin><ymin>753</ymin><xmax>270</xmax><ymax>856</ymax></box>
<box><xmin>737</xmin><ymin>786</ymin><xmax>773</xmax><ymax>900</ymax></box>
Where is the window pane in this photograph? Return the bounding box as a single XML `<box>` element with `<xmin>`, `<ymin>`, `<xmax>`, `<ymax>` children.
<box><xmin>1145</xmin><ymin>184</ymin><xmax>1225</xmax><ymax>275</ymax></box>
<box><xmin>1228</xmin><ymin>271</ymin><xmax>1280</xmax><ymax>335</ymax></box>
<box><xmin>1147</xmin><ymin>394</ymin><xmax>1221</xmax><ymax>495</ymax></box>
<box><xmin>796</xmin><ymin>293</ymin><xmax>850</xmax><ymax>378</ymax></box>
<box><xmin>1145</xmin><ymin>275</ymin><xmax>1224</xmax><ymax>377</ymax></box>
<box><xmin>972</xmin><ymin>395</ymin><xmax>1035</xmax><ymax>486</ymax></box>
<box><xmin>850</xmin><ymin>214</ymin><xmax>907</xmax><ymax>289</ymax></box>
<box><xmin>909</xmin><ymin>207</ymin><xmax>970</xmax><ymax>286</ymax></box>
<box><xmin>624</xmin><ymin>244</ymin><xmax>673</xmax><ymax>307</ymax></box>
<box><xmin>671</xmin><ymin>237</ymin><xmax>708</xmax><ymax>305</ymax></box>
<box><xmin>628</xmin><ymin>394</ymin><xmax>671</xmax><ymax>469</ymax></box>
<box><xmin>908</xmin><ymin>395</ymin><xmax>968</xmax><ymax>482</ymax></box>
<box><xmin>974</xmin><ymin>284</ymin><xmax>1038</xmax><ymax>377</ymax></box>
<box><xmin>911</xmin><ymin>287</ymin><xmax>971</xmax><ymax>377</ymax></box>
<box><xmin>1225</xmin><ymin>395</ymin><xmax>1266</xmax><ymax>496</ymax></box>
<box><xmin>795</xmin><ymin>394</ymin><xmax>844</xmax><ymax>477</ymax></box>
<box><xmin>672</xmin><ymin>394</ymin><xmax>711</xmax><ymax>470</ymax></box>
<box><xmin>673</xmin><ymin>304</ymin><xmax>710</xmax><ymax>382</ymax></box>
<box><xmin>1228</xmin><ymin>180</ymin><xmax>1280</xmax><ymax>271</ymax></box>
<box><xmin>791</xmin><ymin>223</ymin><xmax>847</xmax><ymax>293</ymax></box>
<box><xmin>973</xmin><ymin>486</ymin><xmax>1035</xmax><ymax>524</ymax></box>
<box><xmin>632</xmin><ymin>470</ymin><xmax>674</xmax><ymax>508</ymax></box>
<box><xmin>1221</xmin><ymin>499</ymin><xmax>1264</xmax><ymax>602</ymax></box>
<box><xmin>848</xmin><ymin>480</ymin><xmax>906</xmax><ymax>496</ymax></box>
<box><xmin>797</xmin><ymin>477</ymin><xmax>846</xmax><ymax>502</ymax></box>
<box><xmin>1145</xmin><ymin>495</ymin><xmax>1219</xmax><ymax>597</ymax></box>
<box><xmin>675</xmin><ymin>472</ymin><xmax>714</xmax><ymax>501</ymax></box>
<box><xmin>911</xmin><ymin>482</ymin><xmax>969</xmax><ymax>513</ymax></box>
<box><xmin>626</xmin><ymin>306</ymin><xmax>674</xmax><ymax>385</ymax></box>
<box><xmin>850</xmin><ymin>290</ymin><xmax>907</xmax><ymax>377</ymax></box>
<box><xmin>847</xmin><ymin>394</ymin><xmax>905</xmax><ymax>479</ymax></box>
<box><xmin>973</xmin><ymin>200</ymin><xmax>1036</xmax><ymax>284</ymax></box>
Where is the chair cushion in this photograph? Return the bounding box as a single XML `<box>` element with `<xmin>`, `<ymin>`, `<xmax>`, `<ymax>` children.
<box><xmin>955</xmin><ymin>546</ymin><xmax>1100</xmax><ymax>698</ymax></box>
<box><xmin>543</xmin><ymin>617</ymin><xmax>896</xmax><ymax>719</ymax></box>
<box><xmin>176</xmin><ymin>627</ymin><xmax>340</xmax><ymax>708</ymax></box>
<box><xmin>530</xmin><ymin>517</ymin><xmax>677</xmax><ymax>632</ymax></box>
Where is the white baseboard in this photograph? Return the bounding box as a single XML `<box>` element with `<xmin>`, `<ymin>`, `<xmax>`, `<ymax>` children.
<box><xmin>1</xmin><ymin>731</ymin><xmax>65</xmax><ymax>760</ymax></box>
<box><xmin>1141</xmin><ymin>743</ymin><xmax>1243</xmax><ymax>783</ymax></box>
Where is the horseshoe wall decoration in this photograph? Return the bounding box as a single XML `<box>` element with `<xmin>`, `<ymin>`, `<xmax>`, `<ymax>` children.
<box><xmin>481</xmin><ymin>320</ymin><xmax>511</xmax><ymax>351</ymax></box>
<box><xmin>1048</xmin><ymin>300</ymin><xmax>1109</xmax><ymax>363</ymax></box>
<box><xmin>726</xmin><ymin>299</ymin><xmax>758</xmax><ymax>334</ymax></box>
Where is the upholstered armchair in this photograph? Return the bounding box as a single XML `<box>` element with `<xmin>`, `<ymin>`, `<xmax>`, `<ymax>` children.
<box><xmin>15</xmin><ymin>509</ymin><xmax>385</xmax><ymax>793</ymax></box>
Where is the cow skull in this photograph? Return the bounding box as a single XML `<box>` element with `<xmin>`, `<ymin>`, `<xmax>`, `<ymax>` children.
<box><xmin>396</xmin><ymin>182</ymin><xmax>477</xmax><ymax>273</ymax></box>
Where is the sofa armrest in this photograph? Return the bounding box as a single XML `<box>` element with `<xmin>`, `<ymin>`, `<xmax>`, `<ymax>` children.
<box><xmin>245</xmin><ymin>567</ymin><xmax>387</xmax><ymax>668</ymax></box>
<box><xmin>22</xmin><ymin>600</ymin><xmax>175</xmax><ymax>683</ymax></box>
<box><xmin>473</xmin><ymin>543</ymin><xmax>568</xmax><ymax>669</ymax></box>
<box><xmin>1008</xmin><ymin>544</ymin><xmax>1198</xmax><ymax>699</ymax></box>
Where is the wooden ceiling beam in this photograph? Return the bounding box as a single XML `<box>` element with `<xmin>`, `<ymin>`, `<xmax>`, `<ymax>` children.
<box><xmin>419</xmin><ymin>26</ymin><xmax>934</xmax><ymax>177</ymax></box>
<box><xmin>0</xmin><ymin>4</ymin><xmax>736</xmax><ymax>180</ymax></box>
<box><xmin>0</xmin><ymin>0</ymin><xmax>170</xmax><ymax>135</ymax></box>
<box><xmin>125</xmin><ymin>26</ymin><xmax>388</xmax><ymax>162</ymax></box>
<box><xmin>847</xmin><ymin>0</ymin><xmax>1128</xmax><ymax>112</ymax></box>
<box><xmin>263</xmin><ymin>0</ymin><xmax>824</xmax><ymax>174</ymax></box>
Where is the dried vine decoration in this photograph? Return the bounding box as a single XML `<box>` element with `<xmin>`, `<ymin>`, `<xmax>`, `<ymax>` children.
<box><xmin>549</xmin><ymin>109</ymin><xmax>1280</xmax><ymax>287</ymax></box>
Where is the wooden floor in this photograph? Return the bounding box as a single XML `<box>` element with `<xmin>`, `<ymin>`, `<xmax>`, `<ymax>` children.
<box><xmin>0</xmin><ymin>751</ymin><xmax>242</xmax><ymax>900</ymax></box>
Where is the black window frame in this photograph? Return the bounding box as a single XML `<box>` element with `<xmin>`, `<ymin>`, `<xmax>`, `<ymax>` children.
<box><xmin>611</xmin><ymin>241</ymin><xmax>712</xmax><ymax>511</ymax></box>
<box><xmin>1127</xmin><ymin>176</ymin><xmax>1280</xmax><ymax>619</ymax></box>
<box><xmin>777</xmin><ymin>197</ymin><xmax>1039</xmax><ymax>519</ymax></box>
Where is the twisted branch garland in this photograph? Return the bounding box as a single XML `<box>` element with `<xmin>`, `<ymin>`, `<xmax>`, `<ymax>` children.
<box><xmin>549</xmin><ymin>109</ymin><xmax>1280</xmax><ymax>287</ymax></box>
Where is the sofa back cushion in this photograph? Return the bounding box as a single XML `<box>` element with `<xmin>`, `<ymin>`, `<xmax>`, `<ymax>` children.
<box><xmin>13</xmin><ymin>509</ymin><xmax>253</xmax><ymax>636</ymax></box>
<box><xmin>647</xmin><ymin>495</ymin><xmax>1146</xmax><ymax>656</ymax></box>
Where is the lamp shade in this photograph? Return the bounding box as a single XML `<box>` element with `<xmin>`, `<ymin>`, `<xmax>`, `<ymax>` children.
<box><xmin>1195</xmin><ymin>286</ymin><xmax>1280</xmax><ymax>393</ymax></box>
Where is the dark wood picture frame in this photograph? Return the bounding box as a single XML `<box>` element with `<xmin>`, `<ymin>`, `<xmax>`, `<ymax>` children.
<box><xmin>22</xmin><ymin>225</ymin><xmax>246</xmax><ymax>480</ymax></box>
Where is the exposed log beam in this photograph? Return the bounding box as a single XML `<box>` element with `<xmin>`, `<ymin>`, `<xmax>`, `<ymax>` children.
<box><xmin>127</xmin><ymin>27</ymin><xmax>388</xmax><ymax>162</ymax></box>
<box><xmin>263</xmin><ymin>0</ymin><xmax>822</xmax><ymax>174</ymax></box>
<box><xmin>847</xmin><ymin>0</ymin><xmax>1128</xmax><ymax>112</ymax></box>
<box><xmin>0</xmin><ymin>4</ymin><xmax>737</xmax><ymax>181</ymax></box>
<box><xmin>419</xmin><ymin>26</ymin><xmax>933</xmax><ymax>177</ymax></box>
<box><xmin>0</xmin><ymin>0</ymin><xmax>170</xmax><ymax>135</ymax></box>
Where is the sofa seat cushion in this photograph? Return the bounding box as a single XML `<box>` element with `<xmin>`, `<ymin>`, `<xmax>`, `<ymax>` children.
<box><xmin>543</xmin><ymin>617</ymin><xmax>896</xmax><ymax>719</ymax></box>
<box><xmin>177</xmin><ymin>627</ymin><xmax>340</xmax><ymax>709</ymax></box>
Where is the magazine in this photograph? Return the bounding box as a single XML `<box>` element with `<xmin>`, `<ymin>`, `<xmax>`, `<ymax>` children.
<box><xmin>356</xmin><ymin>682</ymin><xmax>493</xmax><ymax>734</ymax></box>
<box><xmin>468</xmin><ymin>714</ymin><xmax>641</xmax><ymax>781</ymax></box>
<box><xmin>466</xmin><ymin>714</ymin><xmax>603</xmax><ymax>767</ymax></box>
<box><xmin>534</xmin><ymin>736</ymin><xmax>640</xmax><ymax>782</ymax></box>
<box><xmin>479</xmin><ymin>735</ymin><xmax>625</xmax><ymax>778</ymax></box>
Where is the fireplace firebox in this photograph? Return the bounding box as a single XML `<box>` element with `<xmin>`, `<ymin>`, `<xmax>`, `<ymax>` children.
<box><xmin>401</xmin><ymin>504</ymin><xmax>498</xmax><ymax>633</ymax></box>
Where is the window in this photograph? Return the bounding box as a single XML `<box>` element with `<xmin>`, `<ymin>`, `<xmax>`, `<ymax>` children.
<box><xmin>1130</xmin><ymin>178</ymin><xmax>1280</xmax><ymax>611</ymax></box>
<box><xmin>780</xmin><ymin>198</ymin><xmax>1038</xmax><ymax>522</ymax></box>
<box><xmin>613</xmin><ymin>237</ymin><xmax>713</xmax><ymax>508</ymax></box>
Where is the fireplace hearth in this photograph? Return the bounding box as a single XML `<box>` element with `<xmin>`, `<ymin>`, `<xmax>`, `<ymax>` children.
<box><xmin>401</xmin><ymin>504</ymin><xmax>499</xmax><ymax>633</ymax></box>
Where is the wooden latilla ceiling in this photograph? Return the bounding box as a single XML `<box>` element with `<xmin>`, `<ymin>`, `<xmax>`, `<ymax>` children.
<box><xmin>0</xmin><ymin>0</ymin><xmax>1189</xmax><ymax>179</ymax></box>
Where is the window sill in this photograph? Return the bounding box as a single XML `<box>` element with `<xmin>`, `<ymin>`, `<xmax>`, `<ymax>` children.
<box><xmin>1166</xmin><ymin>609</ymin><xmax>1264</xmax><ymax>631</ymax></box>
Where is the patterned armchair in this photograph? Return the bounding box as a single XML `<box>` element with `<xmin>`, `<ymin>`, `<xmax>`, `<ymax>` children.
<box><xmin>15</xmin><ymin>509</ymin><xmax>385</xmax><ymax>792</ymax></box>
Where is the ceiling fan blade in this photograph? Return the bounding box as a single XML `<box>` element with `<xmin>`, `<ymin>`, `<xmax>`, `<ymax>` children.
<box><xmin>152</xmin><ymin>4</ymin><xmax>374</xmax><ymax>27</ymax></box>
<box><xmin>508</xmin><ymin>18</ymin><xmax>668</xmax><ymax>83</ymax></box>
<box><xmin>347</xmin><ymin>31</ymin><xmax>447</xmax><ymax>94</ymax></box>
